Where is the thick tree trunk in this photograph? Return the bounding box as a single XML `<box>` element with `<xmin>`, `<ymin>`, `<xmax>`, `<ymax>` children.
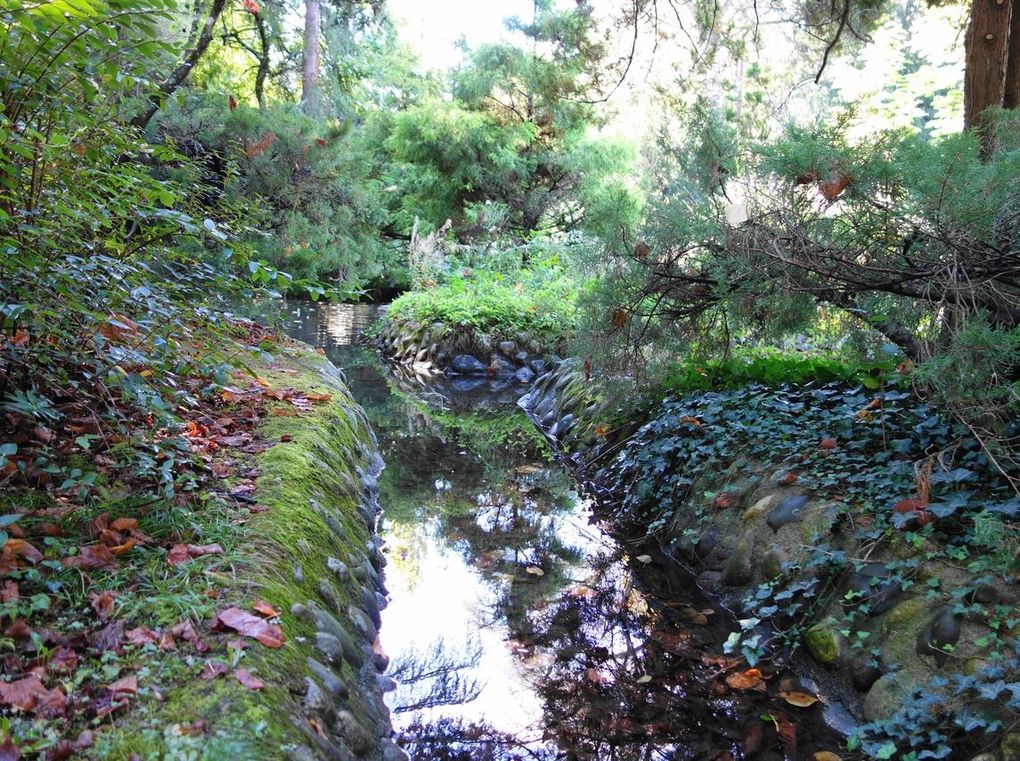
<box><xmin>301</xmin><ymin>0</ymin><xmax>321</xmax><ymax>116</ymax></box>
<box><xmin>964</xmin><ymin>0</ymin><xmax>1020</xmax><ymax>155</ymax></box>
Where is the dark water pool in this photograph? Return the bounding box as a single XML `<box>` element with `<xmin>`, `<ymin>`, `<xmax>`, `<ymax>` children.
<box><xmin>273</xmin><ymin>301</ymin><xmax>853</xmax><ymax>761</ymax></box>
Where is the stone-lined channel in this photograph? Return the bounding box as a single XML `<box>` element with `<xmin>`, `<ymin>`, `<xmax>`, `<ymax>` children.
<box><xmin>276</xmin><ymin>301</ymin><xmax>852</xmax><ymax>761</ymax></box>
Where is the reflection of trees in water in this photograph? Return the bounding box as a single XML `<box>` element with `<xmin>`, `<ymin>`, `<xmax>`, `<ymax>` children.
<box><xmin>389</xmin><ymin>637</ymin><xmax>484</xmax><ymax>715</ymax></box>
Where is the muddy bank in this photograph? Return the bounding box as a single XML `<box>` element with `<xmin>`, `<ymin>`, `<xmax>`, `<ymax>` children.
<box><xmin>520</xmin><ymin>361</ymin><xmax>1020</xmax><ymax>760</ymax></box>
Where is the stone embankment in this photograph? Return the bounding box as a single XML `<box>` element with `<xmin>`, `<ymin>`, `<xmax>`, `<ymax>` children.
<box><xmin>520</xmin><ymin>361</ymin><xmax>1020</xmax><ymax>761</ymax></box>
<box><xmin>374</xmin><ymin>313</ymin><xmax>559</xmax><ymax>388</ymax></box>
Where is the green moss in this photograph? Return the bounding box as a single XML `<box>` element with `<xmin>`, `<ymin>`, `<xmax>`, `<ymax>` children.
<box><xmin>96</xmin><ymin>342</ymin><xmax>379</xmax><ymax>759</ymax></box>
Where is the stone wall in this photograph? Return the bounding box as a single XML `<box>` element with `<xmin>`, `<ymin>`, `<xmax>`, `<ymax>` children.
<box><xmin>520</xmin><ymin>361</ymin><xmax>1020</xmax><ymax>760</ymax></box>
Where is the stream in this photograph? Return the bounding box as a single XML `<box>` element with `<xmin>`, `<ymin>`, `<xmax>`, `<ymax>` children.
<box><xmin>275</xmin><ymin>302</ymin><xmax>853</xmax><ymax>761</ymax></box>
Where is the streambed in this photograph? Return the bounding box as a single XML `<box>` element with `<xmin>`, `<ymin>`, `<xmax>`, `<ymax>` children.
<box><xmin>276</xmin><ymin>302</ymin><xmax>851</xmax><ymax>761</ymax></box>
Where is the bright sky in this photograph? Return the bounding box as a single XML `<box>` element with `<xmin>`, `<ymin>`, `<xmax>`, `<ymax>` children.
<box><xmin>386</xmin><ymin>0</ymin><xmax>534</xmax><ymax>71</ymax></box>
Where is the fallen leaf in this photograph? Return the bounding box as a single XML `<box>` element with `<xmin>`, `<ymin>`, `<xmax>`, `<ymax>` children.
<box><xmin>0</xmin><ymin>676</ymin><xmax>48</xmax><ymax>710</ymax></box>
<box><xmin>780</xmin><ymin>690</ymin><xmax>820</xmax><ymax>708</ymax></box>
<box><xmin>4</xmin><ymin>619</ymin><xmax>32</xmax><ymax>639</ymax></box>
<box><xmin>3</xmin><ymin>539</ymin><xmax>43</xmax><ymax>564</ymax></box>
<box><xmin>170</xmin><ymin>619</ymin><xmax>207</xmax><ymax>653</ymax></box>
<box><xmin>110</xmin><ymin>537</ymin><xmax>136</xmax><ymax>556</ymax></box>
<box><xmin>125</xmin><ymin>628</ymin><xmax>159</xmax><ymax>647</ymax></box>
<box><xmin>63</xmin><ymin>544</ymin><xmax>117</xmax><ymax>570</ymax></box>
<box><xmin>252</xmin><ymin>600</ymin><xmax>279</xmax><ymax>618</ymax></box>
<box><xmin>814</xmin><ymin>753</ymin><xmax>843</xmax><ymax>761</ymax></box>
<box><xmin>214</xmin><ymin>607</ymin><xmax>285</xmax><ymax>648</ymax></box>
<box><xmin>48</xmin><ymin>647</ymin><xmax>78</xmax><ymax>675</ymax></box>
<box><xmin>725</xmin><ymin>668</ymin><xmax>766</xmax><ymax>691</ymax></box>
<box><xmin>108</xmin><ymin>675</ymin><xmax>137</xmax><ymax>696</ymax></box>
<box><xmin>89</xmin><ymin>590</ymin><xmax>117</xmax><ymax>619</ymax></box>
<box><xmin>1</xmin><ymin>580</ymin><xmax>18</xmax><ymax>603</ymax></box>
<box><xmin>167</xmin><ymin>544</ymin><xmax>191</xmax><ymax>566</ymax></box>
<box><xmin>302</xmin><ymin>392</ymin><xmax>332</xmax><ymax>403</ymax></box>
<box><xmin>649</xmin><ymin>630</ymin><xmax>691</xmax><ymax>653</ymax></box>
<box><xmin>525</xmin><ymin>566</ymin><xmax>545</xmax><ymax>576</ymax></box>
<box><xmin>0</xmin><ymin>676</ymin><xmax>65</xmax><ymax>716</ymax></box>
<box><xmin>200</xmin><ymin>660</ymin><xmax>229</xmax><ymax>680</ymax></box>
<box><xmin>714</xmin><ymin>493</ymin><xmax>734</xmax><ymax>509</ymax></box>
<box><xmin>94</xmin><ymin>620</ymin><xmax>124</xmax><ymax>651</ymax></box>
<box><xmin>234</xmin><ymin>669</ymin><xmax>264</xmax><ymax>690</ymax></box>
<box><xmin>188</xmin><ymin>543</ymin><xmax>224</xmax><ymax>558</ymax></box>
<box><xmin>819</xmin><ymin>438</ymin><xmax>837</xmax><ymax>450</ymax></box>
<box><xmin>110</xmin><ymin>518</ymin><xmax>138</xmax><ymax>531</ymax></box>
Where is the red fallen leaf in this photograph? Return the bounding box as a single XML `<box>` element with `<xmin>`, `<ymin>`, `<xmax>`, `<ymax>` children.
<box><xmin>778</xmin><ymin>471</ymin><xmax>798</xmax><ymax>486</ymax></box>
<box><xmin>188</xmin><ymin>543</ymin><xmax>224</xmax><ymax>558</ymax></box>
<box><xmin>63</xmin><ymin>544</ymin><xmax>117</xmax><ymax>570</ymax></box>
<box><xmin>252</xmin><ymin>600</ymin><xmax>279</xmax><ymax>618</ymax></box>
<box><xmin>649</xmin><ymin>630</ymin><xmax>691</xmax><ymax>654</ymax></box>
<box><xmin>125</xmin><ymin>627</ymin><xmax>159</xmax><ymax>647</ymax></box>
<box><xmin>775</xmin><ymin>713</ymin><xmax>797</xmax><ymax>757</ymax></box>
<box><xmin>170</xmin><ymin>619</ymin><xmax>207</xmax><ymax>652</ymax></box>
<box><xmin>4</xmin><ymin>618</ymin><xmax>33</xmax><ymax>639</ymax></box>
<box><xmin>233</xmin><ymin>669</ymin><xmax>264</xmax><ymax>690</ymax></box>
<box><xmin>279</xmin><ymin>434</ymin><xmax>293</xmax><ymax>442</ymax></box>
<box><xmin>3</xmin><ymin>539</ymin><xmax>43</xmax><ymax>564</ymax></box>
<box><xmin>0</xmin><ymin>676</ymin><xmax>61</xmax><ymax>713</ymax></box>
<box><xmin>109</xmin><ymin>517</ymin><xmax>138</xmax><ymax>531</ymax></box>
<box><xmin>98</xmin><ymin>314</ymin><xmax>139</xmax><ymax>343</ymax></box>
<box><xmin>11</xmin><ymin>329</ymin><xmax>29</xmax><ymax>346</ymax></box>
<box><xmin>1</xmin><ymin>580</ymin><xmax>18</xmax><ymax>603</ymax></box>
<box><xmin>200</xmin><ymin>660</ymin><xmax>229</xmax><ymax>680</ymax></box>
<box><xmin>167</xmin><ymin>544</ymin><xmax>191</xmax><ymax>566</ymax></box>
<box><xmin>228</xmin><ymin>94</ymin><xmax>238</xmax><ymax>111</ymax></box>
<box><xmin>86</xmin><ymin>513</ymin><xmax>109</xmax><ymax>537</ymax></box>
<box><xmin>108</xmin><ymin>675</ymin><xmax>137</xmax><ymax>696</ymax></box>
<box><xmin>158</xmin><ymin>631</ymin><xmax>177</xmax><ymax>651</ymax></box>
<box><xmin>47</xmin><ymin>647</ymin><xmax>78</xmax><ymax>675</ymax></box>
<box><xmin>97</xmin><ymin>529</ymin><xmax>123</xmax><ymax>547</ymax></box>
<box><xmin>214</xmin><ymin>607</ymin><xmax>285</xmax><ymax>648</ymax></box>
<box><xmin>819</xmin><ymin>437</ymin><xmax>837</xmax><ymax>450</ymax></box>
<box><xmin>714</xmin><ymin>493</ymin><xmax>734</xmax><ymax>509</ymax></box>
<box><xmin>303</xmin><ymin>392</ymin><xmax>332</xmax><ymax>403</ymax></box>
<box><xmin>89</xmin><ymin>590</ymin><xmax>117</xmax><ymax>619</ymax></box>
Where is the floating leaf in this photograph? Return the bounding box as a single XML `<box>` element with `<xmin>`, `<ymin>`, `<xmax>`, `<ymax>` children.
<box><xmin>779</xmin><ymin>690</ymin><xmax>819</xmax><ymax>708</ymax></box>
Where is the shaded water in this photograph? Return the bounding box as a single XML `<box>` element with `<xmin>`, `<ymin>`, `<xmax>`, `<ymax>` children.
<box><xmin>276</xmin><ymin>302</ymin><xmax>852</xmax><ymax>761</ymax></box>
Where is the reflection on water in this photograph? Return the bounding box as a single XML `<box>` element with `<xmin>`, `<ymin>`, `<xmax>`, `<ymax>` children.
<box><xmin>275</xmin><ymin>302</ymin><xmax>850</xmax><ymax>761</ymax></box>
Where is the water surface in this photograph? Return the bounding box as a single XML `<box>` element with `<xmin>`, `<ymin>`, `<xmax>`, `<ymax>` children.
<box><xmin>276</xmin><ymin>301</ymin><xmax>852</xmax><ymax>761</ymax></box>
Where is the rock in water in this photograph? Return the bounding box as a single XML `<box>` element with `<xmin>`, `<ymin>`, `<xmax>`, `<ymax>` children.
<box><xmin>450</xmin><ymin>354</ymin><xmax>488</xmax><ymax>375</ymax></box>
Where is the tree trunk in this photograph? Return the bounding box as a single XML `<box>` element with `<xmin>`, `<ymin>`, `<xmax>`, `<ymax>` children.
<box><xmin>964</xmin><ymin>0</ymin><xmax>1020</xmax><ymax>155</ymax></box>
<box><xmin>255</xmin><ymin>12</ymin><xmax>271</xmax><ymax>109</ymax></box>
<box><xmin>131</xmin><ymin>0</ymin><xmax>228</xmax><ymax>129</ymax></box>
<box><xmin>302</xmin><ymin>0</ymin><xmax>321</xmax><ymax>116</ymax></box>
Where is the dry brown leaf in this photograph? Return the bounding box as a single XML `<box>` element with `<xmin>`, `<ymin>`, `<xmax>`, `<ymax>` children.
<box><xmin>252</xmin><ymin>600</ymin><xmax>279</xmax><ymax>619</ymax></box>
<box><xmin>108</xmin><ymin>675</ymin><xmax>137</xmax><ymax>696</ymax></box>
<box><xmin>89</xmin><ymin>590</ymin><xmax>117</xmax><ymax>619</ymax></box>
<box><xmin>110</xmin><ymin>517</ymin><xmax>138</xmax><ymax>531</ymax></box>
<box><xmin>813</xmin><ymin>753</ymin><xmax>843</xmax><ymax>761</ymax></box>
<box><xmin>780</xmin><ymin>690</ymin><xmax>820</xmax><ymax>708</ymax></box>
<box><xmin>63</xmin><ymin>544</ymin><xmax>117</xmax><ymax>570</ymax></box>
<box><xmin>234</xmin><ymin>669</ymin><xmax>264</xmax><ymax>690</ymax></box>
<box><xmin>724</xmin><ymin>668</ymin><xmax>766</xmax><ymax>691</ymax></box>
<box><xmin>125</xmin><ymin>627</ymin><xmax>159</xmax><ymax>647</ymax></box>
<box><xmin>200</xmin><ymin>660</ymin><xmax>229</xmax><ymax>680</ymax></box>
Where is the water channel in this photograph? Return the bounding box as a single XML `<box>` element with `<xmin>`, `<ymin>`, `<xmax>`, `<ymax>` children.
<box><xmin>274</xmin><ymin>301</ymin><xmax>852</xmax><ymax>761</ymax></box>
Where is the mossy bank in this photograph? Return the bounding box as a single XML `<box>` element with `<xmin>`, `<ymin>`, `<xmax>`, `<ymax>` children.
<box><xmin>95</xmin><ymin>341</ymin><xmax>403</xmax><ymax>760</ymax></box>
